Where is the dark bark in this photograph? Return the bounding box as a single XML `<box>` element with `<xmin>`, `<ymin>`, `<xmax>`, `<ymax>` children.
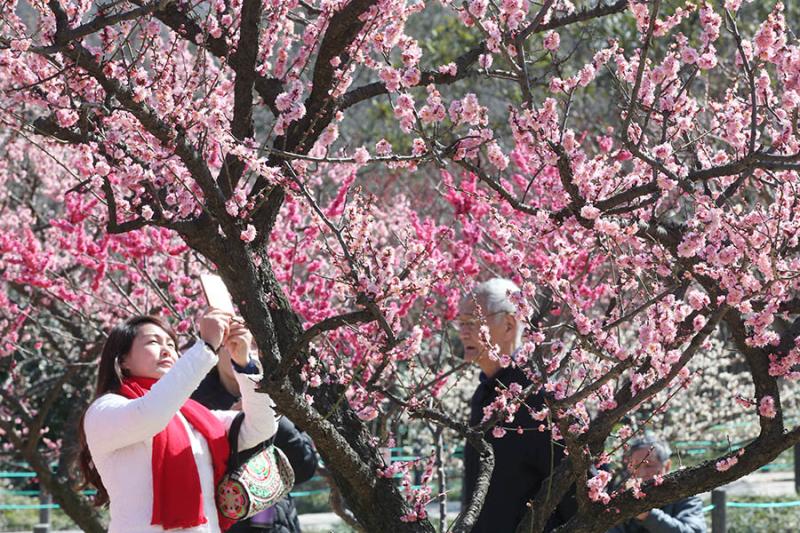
<box><xmin>217</xmin><ymin>0</ymin><xmax>263</xmax><ymax>198</ymax></box>
<box><xmin>562</xmin><ymin>427</ymin><xmax>800</xmax><ymax>532</ymax></box>
<box><xmin>37</xmin><ymin>7</ymin><xmax>433</xmax><ymax>527</ymax></box>
<box><xmin>180</xmin><ymin>234</ymin><xmax>435</xmax><ymax>532</ymax></box>
<box><xmin>30</xmin><ymin>1</ymin><xmax>800</xmax><ymax>531</ymax></box>
<box><xmin>140</xmin><ymin>1</ymin><xmax>284</xmax><ymax>114</ymax></box>
<box><xmin>27</xmin><ymin>446</ymin><xmax>105</xmax><ymax>533</ymax></box>
<box><xmin>340</xmin><ymin>43</ymin><xmax>486</xmax><ymax>110</ymax></box>
<box><xmin>340</xmin><ymin>0</ymin><xmax>631</xmax><ymax>111</ymax></box>
<box><xmin>506</xmin><ymin>126</ymin><xmax>800</xmax><ymax>530</ymax></box>
<box><xmin>250</xmin><ymin>0</ymin><xmax>381</xmax><ymax>237</ymax></box>
<box><xmin>530</xmin><ymin>0</ymin><xmax>629</xmax><ymax>36</ymax></box>
<box><xmin>0</xmin><ymin>393</ymin><xmax>104</xmax><ymax>533</ymax></box>
<box><xmin>451</xmin><ymin>436</ymin><xmax>494</xmax><ymax>533</ymax></box>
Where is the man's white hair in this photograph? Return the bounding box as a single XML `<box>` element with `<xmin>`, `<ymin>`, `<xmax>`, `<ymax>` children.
<box><xmin>467</xmin><ymin>278</ymin><xmax>526</xmax><ymax>345</ymax></box>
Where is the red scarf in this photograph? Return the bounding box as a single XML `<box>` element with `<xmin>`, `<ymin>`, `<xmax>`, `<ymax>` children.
<box><xmin>119</xmin><ymin>377</ymin><xmax>233</xmax><ymax>531</ymax></box>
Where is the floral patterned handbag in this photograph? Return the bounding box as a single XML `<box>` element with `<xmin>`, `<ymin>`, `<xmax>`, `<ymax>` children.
<box><xmin>217</xmin><ymin>413</ymin><xmax>295</xmax><ymax>521</ymax></box>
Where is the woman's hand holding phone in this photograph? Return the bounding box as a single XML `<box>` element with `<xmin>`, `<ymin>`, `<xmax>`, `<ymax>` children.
<box><xmin>198</xmin><ymin>305</ymin><xmax>252</xmax><ymax>366</ymax></box>
<box><xmin>198</xmin><ymin>309</ymin><xmax>232</xmax><ymax>352</ymax></box>
<box><xmin>224</xmin><ymin>320</ymin><xmax>253</xmax><ymax>367</ymax></box>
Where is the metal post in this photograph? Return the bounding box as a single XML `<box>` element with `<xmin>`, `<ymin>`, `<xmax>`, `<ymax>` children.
<box><xmin>435</xmin><ymin>429</ymin><xmax>447</xmax><ymax>533</ymax></box>
<box><xmin>711</xmin><ymin>488</ymin><xmax>726</xmax><ymax>533</ymax></box>
<box><xmin>413</xmin><ymin>445</ymin><xmax>422</xmax><ymax>486</ymax></box>
<box><xmin>32</xmin><ymin>491</ymin><xmax>51</xmax><ymax>533</ymax></box>
<box><xmin>795</xmin><ymin>442</ymin><xmax>800</xmax><ymax>494</ymax></box>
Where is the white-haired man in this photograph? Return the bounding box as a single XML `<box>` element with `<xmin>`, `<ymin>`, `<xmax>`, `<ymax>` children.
<box><xmin>607</xmin><ymin>435</ymin><xmax>706</xmax><ymax>533</ymax></box>
<box><xmin>459</xmin><ymin>278</ymin><xmax>576</xmax><ymax>532</ymax></box>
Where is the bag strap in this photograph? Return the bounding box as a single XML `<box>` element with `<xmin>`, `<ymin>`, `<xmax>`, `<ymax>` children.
<box><xmin>226</xmin><ymin>411</ymin><xmax>279</xmax><ymax>472</ymax></box>
<box><xmin>227</xmin><ymin>412</ymin><xmax>246</xmax><ymax>471</ymax></box>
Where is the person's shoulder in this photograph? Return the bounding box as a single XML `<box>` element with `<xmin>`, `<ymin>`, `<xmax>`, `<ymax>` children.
<box><xmin>498</xmin><ymin>364</ymin><xmax>535</xmax><ymax>386</ymax></box>
<box><xmin>86</xmin><ymin>392</ymin><xmax>128</xmax><ymax>412</ymax></box>
<box><xmin>83</xmin><ymin>393</ymin><xmax>129</xmax><ymax>430</ymax></box>
<box><xmin>680</xmin><ymin>494</ymin><xmax>705</xmax><ymax>508</ymax></box>
<box><xmin>192</xmin><ymin>367</ymin><xmax>224</xmax><ymax>398</ymax></box>
<box><xmin>673</xmin><ymin>494</ymin><xmax>703</xmax><ymax>505</ymax></box>
<box><xmin>498</xmin><ymin>366</ymin><xmax>545</xmax><ymax>405</ymax></box>
<box><xmin>278</xmin><ymin>416</ymin><xmax>296</xmax><ymax>432</ymax></box>
<box><xmin>662</xmin><ymin>493</ymin><xmax>704</xmax><ymax>514</ymax></box>
<box><xmin>193</xmin><ymin>368</ymin><xmax>241</xmax><ymax>410</ymax></box>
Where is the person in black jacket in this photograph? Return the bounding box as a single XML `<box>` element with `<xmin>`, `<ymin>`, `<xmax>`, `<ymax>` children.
<box><xmin>459</xmin><ymin>279</ymin><xmax>576</xmax><ymax>532</ymax></box>
<box><xmin>192</xmin><ymin>344</ymin><xmax>318</xmax><ymax>533</ymax></box>
<box><xmin>607</xmin><ymin>435</ymin><xmax>706</xmax><ymax>533</ymax></box>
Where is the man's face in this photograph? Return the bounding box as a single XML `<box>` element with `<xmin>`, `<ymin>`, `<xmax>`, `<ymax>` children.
<box><xmin>627</xmin><ymin>447</ymin><xmax>671</xmax><ymax>482</ymax></box>
<box><xmin>457</xmin><ymin>298</ymin><xmax>510</xmax><ymax>363</ymax></box>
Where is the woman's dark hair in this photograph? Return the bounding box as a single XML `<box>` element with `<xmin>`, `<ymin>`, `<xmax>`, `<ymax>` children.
<box><xmin>77</xmin><ymin>315</ymin><xmax>179</xmax><ymax>506</ymax></box>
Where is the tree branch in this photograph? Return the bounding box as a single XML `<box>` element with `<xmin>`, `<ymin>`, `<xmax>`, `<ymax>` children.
<box><xmin>217</xmin><ymin>0</ymin><xmax>263</xmax><ymax>197</ymax></box>
<box><xmin>288</xmin><ymin>309</ymin><xmax>374</xmax><ymax>357</ymax></box>
<box><xmin>621</xmin><ymin>0</ymin><xmax>662</xmax><ymax>140</ymax></box>
<box><xmin>42</xmin><ymin>0</ymin><xmax>167</xmax><ymax>52</ymax></box>
<box><xmin>134</xmin><ymin>0</ymin><xmax>284</xmax><ymax>114</ymax></box>
<box><xmin>526</xmin><ymin>0</ymin><xmax>629</xmax><ymax>39</ymax></box>
<box><xmin>565</xmin><ymin>426</ymin><xmax>800</xmax><ymax>532</ymax></box>
<box><xmin>340</xmin><ymin>43</ymin><xmax>486</xmax><ymax>110</ymax></box>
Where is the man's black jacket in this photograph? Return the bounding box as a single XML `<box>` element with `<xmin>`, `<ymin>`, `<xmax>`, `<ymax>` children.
<box><xmin>192</xmin><ymin>367</ymin><xmax>318</xmax><ymax>533</ymax></box>
<box><xmin>462</xmin><ymin>365</ymin><xmax>577</xmax><ymax>532</ymax></box>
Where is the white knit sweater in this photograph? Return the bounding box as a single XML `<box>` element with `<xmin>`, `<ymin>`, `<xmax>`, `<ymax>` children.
<box><xmin>84</xmin><ymin>340</ymin><xmax>277</xmax><ymax>533</ymax></box>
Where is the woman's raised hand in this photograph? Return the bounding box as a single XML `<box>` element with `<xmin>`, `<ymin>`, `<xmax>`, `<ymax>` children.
<box><xmin>224</xmin><ymin>320</ymin><xmax>253</xmax><ymax>367</ymax></box>
<box><xmin>198</xmin><ymin>308</ymin><xmax>232</xmax><ymax>352</ymax></box>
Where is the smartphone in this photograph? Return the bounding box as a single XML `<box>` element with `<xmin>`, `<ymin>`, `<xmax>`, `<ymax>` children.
<box><xmin>200</xmin><ymin>274</ymin><xmax>236</xmax><ymax>314</ymax></box>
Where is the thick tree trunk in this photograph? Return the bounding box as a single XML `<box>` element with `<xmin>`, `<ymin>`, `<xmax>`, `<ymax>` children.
<box><xmin>20</xmin><ymin>444</ymin><xmax>105</xmax><ymax>533</ymax></box>
<box><xmin>190</xmin><ymin>235</ymin><xmax>436</xmax><ymax>532</ymax></box>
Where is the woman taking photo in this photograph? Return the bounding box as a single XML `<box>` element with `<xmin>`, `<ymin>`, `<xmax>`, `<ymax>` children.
<box><xmin>79</xmin><ymin>309</ymin><xmax>277</xmax><ymax>532</ymax></box>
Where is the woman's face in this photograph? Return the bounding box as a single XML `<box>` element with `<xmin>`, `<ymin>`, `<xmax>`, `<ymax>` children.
<box><xmin>121</xmin><ymin>323</ymin><xmax>178</xmax><ymax>380</ymax></box>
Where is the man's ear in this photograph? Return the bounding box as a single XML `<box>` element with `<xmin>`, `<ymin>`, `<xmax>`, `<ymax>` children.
<box><xmin>504</xmin><ymin>313</ymin><xmax>517</xmax><ymax>334</ymax></box>
<box><xmin>663</xmin><ymin>459</ymin><xmax>672</xmax><ymax>473</ymax></box>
